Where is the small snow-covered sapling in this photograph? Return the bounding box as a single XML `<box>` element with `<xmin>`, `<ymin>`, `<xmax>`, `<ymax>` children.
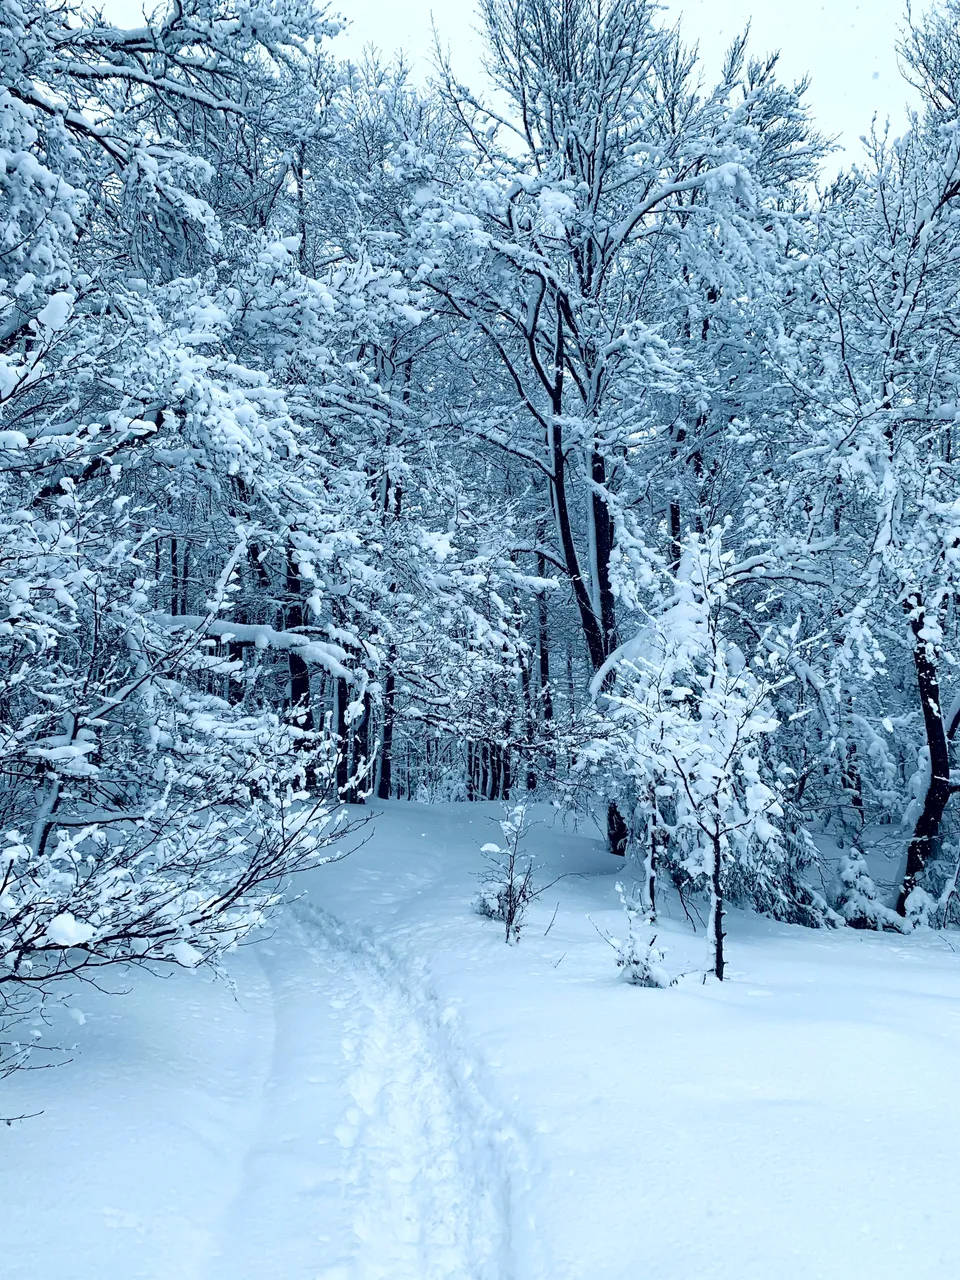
<box><xmin>475</xmin><ymin>804</ymin><xmax>541</xmax><ymax>943</ymax></box>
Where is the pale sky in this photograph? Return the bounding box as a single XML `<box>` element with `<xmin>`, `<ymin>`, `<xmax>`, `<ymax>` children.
<box><xmin>99</xmin><ymin>0</ymin><xmax>928</xmax><ymax>170</ymax></box>
<box><xmin>337</xmin><ymin>0</ymin><xmax>927</xmax><ymax>169</ymax></box>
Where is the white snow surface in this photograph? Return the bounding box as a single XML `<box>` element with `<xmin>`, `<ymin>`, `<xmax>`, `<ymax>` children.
<box><xmin>4</xmin><ymin>801</ymin><xmax>960</xmax><ymax>1279</ymax></box>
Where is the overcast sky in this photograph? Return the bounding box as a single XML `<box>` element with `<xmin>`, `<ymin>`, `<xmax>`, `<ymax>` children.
<box><xmin>99</xmin><ymin>0</ymin><xmax>928</xmax><ymax>170</ymax></box>
<box><xmin>336</xmin><ymin>0</ymin><xmax>927</xmax><ymax>169</ymax></box>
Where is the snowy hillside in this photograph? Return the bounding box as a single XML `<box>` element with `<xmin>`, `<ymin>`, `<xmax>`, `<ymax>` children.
<box><xmin>5</xmin><ymin>802</ymin><xmax>960</xmax><ymax>1280</ymax></box>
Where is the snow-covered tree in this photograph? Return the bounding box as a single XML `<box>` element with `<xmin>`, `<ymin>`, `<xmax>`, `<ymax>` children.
<box><xmin>0</xmin><ymin>0</ymin><xmax>372</xmax><ymax>1044</ymax></box>
<box><xmin>405</xmin><ymin>0</ymin><xmax>826</xmax><ymax>852</ymax></box>
<box><xmin>580</xmin><ymin>531</ymin><xmax>821</xmax><ymax>976</ymax></box>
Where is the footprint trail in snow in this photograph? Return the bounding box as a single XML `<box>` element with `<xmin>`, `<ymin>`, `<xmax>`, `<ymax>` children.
<box><xmin>204</xmin><ymin>902</ymin><xmax>527</xmax><ymax>1280</ymax></box>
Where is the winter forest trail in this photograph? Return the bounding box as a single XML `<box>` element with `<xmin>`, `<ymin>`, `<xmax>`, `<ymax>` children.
<box><xmin>8</xmin><ymin>803</ymin><xmax>960</xmax><ymax>1280</ymax></box>
<box><xmin>202</xmin><ymin>901</ymin><xmax>527</xmax><ymax>1280</ymax></box>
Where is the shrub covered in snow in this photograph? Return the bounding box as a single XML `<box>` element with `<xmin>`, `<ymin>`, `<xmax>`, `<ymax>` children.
<box><xmin>836</xmin><ymin>849</ymin><xmax>904</xmax><ymax>931</ymax></box>
<box><xmin>474</xmin><ymin>804</ymin><xmax>543</xmax><ymax>944</ymax></box>
<box><xmin>611</xmin><ymin>882</ymin><xmax>670</xmax><ymax>988</ymax></box>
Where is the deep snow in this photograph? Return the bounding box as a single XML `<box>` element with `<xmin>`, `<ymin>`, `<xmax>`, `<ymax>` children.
<box><xmin>4</xmin><ymin>801</ymin><xmax>960</xmax><ymax>1279</ymax></box>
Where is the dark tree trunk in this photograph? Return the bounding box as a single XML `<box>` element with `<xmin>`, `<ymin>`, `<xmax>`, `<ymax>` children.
<box><xmin>607</xmin><ymin>802</ymin><xmax>628</xmax><ymax>858</ymax></box>
<box><xmin>345</xmin><ymin>689</ymin><xmax>370</xmax><ymax>805</ymax></box>
<box><xmin>547</xmin><ymin>309</ymin><xmax>627</xmax><ymax>854</ymax></box>
<box><xmin>644</xmin><ymin>815</ymin><xmax>664</xmax><ymax>918</ymax></box>
<box><xmin>668</xmin><ymin>498</ymin><xmax>682</xmax><ymax>573</ymax></box>
<box><xmin>180</xmin><ymin>540</ymin><xmax>190</xmax><ymax>616</ymax></box>
<box><xmin>547</xmin><ymin>312</ymin><xmax>606</xmax><ymax>672</ymax></box>
<box><xmin>590</xmin><ymin>447</ymin><xmax>618</xmax><ymax>656</ymax></box>
<box><xmin>897</xmin><ymin>599</ymin><xmax>953</xmax><ymax>914</ymax></box>
<box><xmin>286</xmin><ymin>552</ymin><xmax>314</xmax><ymax>731</ymax></box>
<box><xmin>711</xmin><ymin>831</ymin><xmax>725</xmax><ymax>981</ymax></box>
<box><xmin>376</xmin><ymin>661</ymin><xmax>397</xmax><ymax>801</ymax></box>
<box><xmin>490</xmin><ymin>743</ymin><xmax>502</xmax><ymax>800</ymax></box>
<box><xmin>667</xmin><ymin>420</ymin><xmax>687</xmax><ymax>572</ymax></box>
<box><xmin>842</xmin><ymin>742</ymin><xmax>866</xmax><ymax>827</ymax></box>
<box><xmin>334</xmin><ymin>678</ymin><xmax>349</xmax><ymax>798</ymax></box>
<box><xmin>287</xmin><ymin>653</ymin><xmax>312</xmax><ymax>726</ymax></box>
<box><xmin>536</xmin><ymin>549</ymin><xmax>554</xmax><ymax>724</ymax></box>
<box><xmin>520</xmin><ymin>657</ymin><xmax>537</xmax><ymax>790</ymax></box>
<box><xmin>170</xmin><ymin>536</ymin><xmax>179</xmax><ymax>616</ymax></box>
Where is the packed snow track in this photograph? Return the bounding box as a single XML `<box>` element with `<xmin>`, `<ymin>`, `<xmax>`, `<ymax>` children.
<box><xmin>204</xmin><ymin>902</ymin><xmax>527</xmax><ymax>1280</ymax></box>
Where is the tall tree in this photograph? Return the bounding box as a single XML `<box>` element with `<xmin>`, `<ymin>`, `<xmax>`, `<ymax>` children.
<box><xmin>409</xmin><ymin>0</ymin><xmax>822</xmax><ymax>849</ymax></box>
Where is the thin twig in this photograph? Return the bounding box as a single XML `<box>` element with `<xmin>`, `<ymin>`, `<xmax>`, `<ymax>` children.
<box><xmin>543</xmin><ymin>901</ymin><xmax>560</xmax><ymax>937</ymax></box>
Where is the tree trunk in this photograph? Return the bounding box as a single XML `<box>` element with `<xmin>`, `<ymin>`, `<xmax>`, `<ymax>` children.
<box><xmin>520</xmin><ymin>656</ymin><xmax>537</xmax><ymax>790</ymax></box>
<box><xmin>668</xmin><ymin>498</ymin><xmax>682</xmax><ymax>573</ymax></box>
<box><xmin>286</xmin><ymin>551</ymin><xmax>314</xmax><ymax>731</ymax></box>
<box><xmin>334</xmin><ymin>678</ymin><xmax>350</xmax><ymax>798</ymax></box>
<box><xmin>547</xmin><ymin>312</ymin><xmax>606</xmax><ymax>672</ymax></box>
<box><xmin>536</xmin><ymin>547</ymin><xmax>554</xmax><ymax>724</ymax></box>
<box><xmin>491</xmin><ymin>742</ymin><xmax>503</xmax><ymax>800</ymax></box>
<box><xmin>170</xmin><ymin>535</ymin><xmax>179</xmax><ymax>616</ymax></box>
<box><xmin>643</xmin><ymin>808</ymin><xmax>660</xmax><ymax>919</ymax></box>
<box><xmin>709</xmin><ymin>830</ymin><xmax>725</xmax><ymax>981</ymax></box>
<box><xmin>345</xmin><ymin>689</ymin><xmax>370</xmax><ymax>805</ymax></box>
<box><xmin>590</xmin><ymin>447</ymin><xmax>618</xmax><ymax>656</ymax></box>
<box><xmin>180</xmin><ymin>540</ymin><xmax>190</xmax><ymax>616</ymax></box>
<box><xmin>376</xmin><ymin>662</ymin><xmax>397</xmax><ymax>801</ymax></box>
<box><xmin>547</xmin><ymin>310</ymin><xmax>627</xmax><ymax>853</ymax></box>
<box><xmin>897</xmin><ymin>599</ymin><xmax>953</xmax><ymax>914</ymax></box>
<box><xmin>607</xmin><ymin>802</ymin><xmax>628</xmax><ymax>858</ymax></box>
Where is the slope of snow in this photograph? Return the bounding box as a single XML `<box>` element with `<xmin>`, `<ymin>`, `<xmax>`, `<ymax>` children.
<box><xmin>4</xmin><ymin>801</ymin><xmax>960</xmax><ymax>1279</ymax></box>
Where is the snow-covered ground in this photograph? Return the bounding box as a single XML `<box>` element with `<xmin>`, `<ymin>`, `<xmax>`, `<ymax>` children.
<box><xmin>5</xmin><ymin>801</ymin><xmax>960</xmax><ymax>1279</ymax></box>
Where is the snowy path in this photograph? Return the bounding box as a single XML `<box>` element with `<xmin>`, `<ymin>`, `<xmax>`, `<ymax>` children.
<box><xmin>10</xmin><ymin>801</ymin><xmax>960</xmax><ymax>1280</ymax></box>
<box><xmin>203</xmin><ymin>902</ymin><xmax>526</xmax><ymax>1280</ymax></box>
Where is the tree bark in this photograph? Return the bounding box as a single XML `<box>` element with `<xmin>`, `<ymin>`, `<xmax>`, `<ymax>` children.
<box><xmin>544</xmin><ymin>312</ymin><xmax>629</xmax><ymax>852</ymax></box>
<box><xmin>376</xmin><ymin>661</ymin><xmax>397</xmax><ymax>801</ymax></box>
<box><xmin>590</xmin><ymin>447</ymin><xmax>617</xmax><ymax>656</ymax></box>
<box><xmin>547</xmin><ymin>311</ymin><xmax>607</xmax><ymax>672</ymax></box>
<box><xmin>607</xmin><ymin>802</ymin><xmax>628</xmax><ymax>858</ymax></box>
<box><xmin>334</xmin><ymin>678</ymin><xmax>350</xmax><ymax>798</ymax></box>
<box><xmin>897</xmin><ymin>598</ymin><xmax>953</xmax><ymax>914</ymax></box>
<box><xmin>536</xmin><ymin>572</ymin><xmax>553</xmax><ymax>722</ymax></box>
<box><xmin>710</xmin><ymin>830</ymin><xmax>725</xmax><ymax>981</ymax></box>
<box><xmin>285</xmin><ymin>551</ymin><xmax>314</xmax><ymax>731</ymax></box>
<box><xmin>170</xmin><ymin>535</ymin><xmax>179</xmax><ymax>616</ymax></box>
<box><xmin>345</xmin><ymin>689</ymin><xmax>370</xmax><ymax>805</ymax></box>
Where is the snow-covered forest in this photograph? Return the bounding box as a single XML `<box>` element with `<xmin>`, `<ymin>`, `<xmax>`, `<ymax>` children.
<box><xmin>5</xmin><ymin>0</ymin><xmax>960</xmax><ymax>1275</ymax></box>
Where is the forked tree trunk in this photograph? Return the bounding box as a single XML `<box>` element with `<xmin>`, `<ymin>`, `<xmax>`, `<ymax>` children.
<box><xmin>549</xmin><ymin>311</ymin><xmax>628</xmax><ymax>854</ymax></box>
